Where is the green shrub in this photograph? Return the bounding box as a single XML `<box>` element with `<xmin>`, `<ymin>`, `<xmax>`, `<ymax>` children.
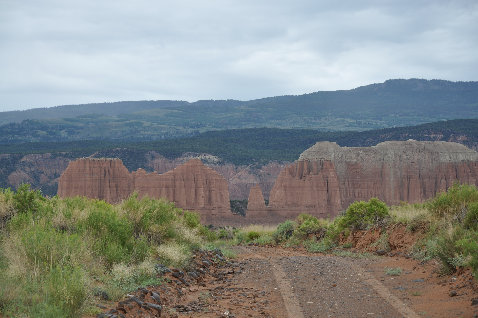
<box><xmin>182</xmin><ymin>211</ymin><xmax>201</xmax><ymax>229</ymax></box>
<box><xmin>21</xmin><ymin>225</ymin><xmax>85</xmax><ymax>272</ymax></box>
<box><xmin>372</xmin><ymin>232</ymin><xmax>390</xmax><ymax>253</ymax></box>
<box><xmin>0</xmin><ymin>188</ymin><xmax>14</xmax><ymax>225</ymax></box>
<box><xmin>433</xmin><ymin>227</ymin><xmax>468</xmax><ymax>274</ymax></box>
<box><xmin>120</xmin><ymin>194</ymin><xmax>179</xmax><ymax>243</ymax></box>
<box><xmin>82</xmin><ymin>201</ymin><xmax>148</xmax><ymax>266</ymax></box>
<box><xmin>233</xmin><ymin>231</ymin><xmax>248</xmax><ymax>244</ymax></box>
<box><xmin>456</xmin><ymin>232</ymin><xmax>478</xmax><ymax>277</ymax></box>
<box><xmin>464</xmin><ymin>202</ymin><xmax>478</xmax><ymax>230</ymax></box>
<box><xmin>1</xmin><ymin>187</ymin><xmax>220</xmax><ymax>317</ymax></box>
<box><xmin>338</xmin><ymin>198</ymin><xmax>389</xmax><ymax>230</ymax></box>
<box><xmin>273</xmin><ymin>220</ymin><xmax>296</xmax><ymax>243</ymax></box>
<box><xmin>13</xmin><ymin>184</ymin><xmax>44</xmax><ymax>215</ymax></box>
<box><xmin>42</xmin><ymin>265</ymin><xmax>88</xmax><ymax>317</ymax></box>
<box><xmin>246</xmin><ymin>231</ymin><xmax>261</xmax><ymax>241</ymax></box>
<box><xmin>253</xmin><ymin>234</ymin><xmax>274</xmax><ymax>246</ymax></box>
<box><xmin>304</xmin><ymin>237</ymin><xmax>335</xmax><ymax>253</ymax></box>
<box><xmin>294</xmin><ymin>214</ymin><xmax>327</xmax><ymax>238</ymax></box>
<box><xmin>428</xmin><ymin>184</ymin><xmax>478</xmax><ymax>219</ymax></box>
<box><xmin>199</xmin><ymin>226</ymin><xmax>218</xmax><ymax>242</ymax></box>
<box><xmin>217</xmin><ymin>228</ymin><xmax>234</xmax><ymax>240</ymax></box>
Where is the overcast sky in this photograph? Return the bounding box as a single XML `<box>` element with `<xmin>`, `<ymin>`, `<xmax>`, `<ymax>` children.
<box><xmin>1</xmin><ymin>0</ymin><xmax>477</xmax><ymax>111</ymax></box>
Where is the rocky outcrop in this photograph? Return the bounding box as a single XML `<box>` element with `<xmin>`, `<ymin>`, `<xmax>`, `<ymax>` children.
<box><xmin>144</xmin><ymin>152</ymin><xmax>286</xmax><ymax>200</ymax></box>
<box><xmin>262</xmin><ymin>141</ymin><xmax>478</xmax><ymax>219</ymax></box>
<box><xmin>132</xmin><ymin>159</ymin><xmax>231</xmax><ymax>220</ymax></box>
<box><xmin>58</xmin><ymin>158</ymin><xmax>133</xmax><ymax>203</ymax></box>
<box><xmin>58</xmin><ymin>158</ymin><xmax>232</xmax><ymax>222</ymax></box>
<box><xmin>247</xmin><ymin>185</ymin><xmax>266</xmax><ymax>210</ymax></box>
<box><xmin>268</xmin><ymin>160</ymin><xmax>342</xmax><ymax>216</ymax></box>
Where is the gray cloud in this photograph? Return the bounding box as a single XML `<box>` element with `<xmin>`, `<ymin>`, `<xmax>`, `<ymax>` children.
<box><xmin>0</xmin><ymin>0</ymin><xmax>477</xmax><ymax>110</ymax></box>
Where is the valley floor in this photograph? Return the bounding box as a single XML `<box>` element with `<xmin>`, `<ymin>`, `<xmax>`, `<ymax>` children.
<box><xmin>97</xmin><ymin>246</ymin><xmax>478</xmax><ymax>318</ymax></box>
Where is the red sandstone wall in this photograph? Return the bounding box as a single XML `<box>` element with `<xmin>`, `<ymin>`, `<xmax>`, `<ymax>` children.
<box><xmin>58</xmin><ymin>158</ymin><xmax>231</xmax><ymax>221</ymax></box>
<box><xmin>262</xmin><ymin>141</ymin><xmax>478</xmax><ymax>219</ymax></box>
<box><xmin>132</xmin><ymin>159</ymin><xmax>231</xmax><ymax>217</ymax></box>
<box><xmin>57</xmin><ymin>158</ymin><xmax>132</xmax><ymax>203</ymax></box>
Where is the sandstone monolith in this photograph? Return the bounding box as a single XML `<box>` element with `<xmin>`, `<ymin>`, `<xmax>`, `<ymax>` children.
<box><xmin>247</xmin><ymin>185</ymin><xmax>266</xmax><ymax>210</ymax></box>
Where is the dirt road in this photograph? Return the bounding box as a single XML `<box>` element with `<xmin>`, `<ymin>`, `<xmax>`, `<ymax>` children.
<box><xmin>98</xmin><ymin>246</ymin><xmax>478</xmax><ymax>318</ymax></box>
<box><xmin>227</xmin><ymin>246</ymin><xmax>477</xmax><ymax>318</ymax></box>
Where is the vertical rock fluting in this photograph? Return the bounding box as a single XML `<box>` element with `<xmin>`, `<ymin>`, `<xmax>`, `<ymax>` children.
<box><xmin>267</xmin><ymin>160</ymin><xmax>342</xmax><ymax>218</ymax></box>
<box><xmin>58</xmin><ymin>158</ymin><xmax>231</xmax><ymax>221</ymax></box>
<box><xmin>57</xmin><ymin>158</ymin><xmax>133</xmax><ymax>203</ymax></box>
<box><xmin>132</xmin><ymin>159</ymin><xmax>231</xmax><ymax>219</ymax></box>
<box><xmin>265</xmin><ymin>141</ymin><xmax>478</xmax><ymax>219</ymax></box>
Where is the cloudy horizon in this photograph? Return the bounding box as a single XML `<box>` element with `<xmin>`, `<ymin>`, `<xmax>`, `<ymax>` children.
<box><xmin>1</xmin><ymin>0</ymin><xmax>477</xmax><ymax>111</ymax></box>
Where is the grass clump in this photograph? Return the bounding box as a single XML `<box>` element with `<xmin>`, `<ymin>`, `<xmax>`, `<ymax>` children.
<box><xmin>385</xmin><ymin>267</ymin><xmax>402</xmax><ymax>276</ymax></box>
<box><xmin>232</xmin><ymin>224</ymin><xmax>276</xmax><ymax>245</ymax></box>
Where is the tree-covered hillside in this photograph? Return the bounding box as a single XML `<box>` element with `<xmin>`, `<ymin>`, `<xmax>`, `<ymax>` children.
<box><xmin>1</xmin><ymin>119</ymin><xmax>477</xmax><ymax>167</ymax></box>
<box><xmin>1</xmin><ymin>79</ymin><xmax>477</xmax><ymax>143</ymax></box>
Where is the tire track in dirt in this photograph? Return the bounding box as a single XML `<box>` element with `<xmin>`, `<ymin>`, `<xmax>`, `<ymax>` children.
<box><xmin>357</xmin><ymin>267</ymin><xmax>421</xmax><ymax>318</ymax></box>
<box><xmin>269</xmin><ymin>258</ymin><xmax>306</xmax><ymax>318</ymax></box>
<box><xmin>244</xmin><ymin>248</ymin><xmax>305</xmax><ymax>318</ymax></box>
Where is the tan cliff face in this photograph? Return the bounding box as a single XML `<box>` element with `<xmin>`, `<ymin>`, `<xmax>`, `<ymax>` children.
<box><xmin>57</xmin><ymin>158</ymin><xmax>133</xmax><ymax>203</ymax></box>
<box><xmin>264</xmin><ymin>141</ymin><xmax>478</xmax><ymax>219</ymax></box>
<box><xmin>58</xmin><ymin>158</ymin><xmax>231</xmax><ymax>221</ymax></box>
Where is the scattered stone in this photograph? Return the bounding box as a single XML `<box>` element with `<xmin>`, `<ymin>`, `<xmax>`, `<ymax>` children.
<box><xmin>94</xmin><ymin>288</ymin><xmax>111</xmax><ymax>301</ymax></box>
<box><xmin>375</xmin><ymin>249</ymin><xmax>387</xmax><ymax>256</ymax></box>
<box><xmin>472</xmin><ymin>298</ymin><xmax>478</xmax><ymax>306</ymax></box>
<box><xmin>449</xmin><ymin>290</ymin><xmax>458</xmax><ymax>297</ymax></box>
<box><xmin>129</xmin><ymin>296</ymin><xmax>145</xmax><ymax>306</ymax></box>
<box><xmin>155</xmin><ymin>263</ymin><xmax>171</xmax><ymax>275</ymax></box>
<box><xmin>151</xmin><ymin>291</ymin><xmax>162</xmax><ymax>304</ymax></box>
<box><xmin>145</xmin><ymin>302</ymin><xmax>162</xmax><ymax>314</ymax></box>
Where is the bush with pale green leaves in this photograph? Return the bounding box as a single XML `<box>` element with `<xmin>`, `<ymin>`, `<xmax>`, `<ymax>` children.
<box><xmin>0</xmin><ymin>186</ymin><xmax>213</xmax><ymax>317</ymax></box>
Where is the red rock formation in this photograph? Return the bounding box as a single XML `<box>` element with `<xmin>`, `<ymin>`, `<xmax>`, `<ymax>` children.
<box><xmin>264</xmin><ymin>141</ymin><xmax>478</xmax><ymax>219</ymax></box>
<box><xmin>58</xmin><ymin>158</ymin><xmax>132</xmax><ymax>203</ymax></box>
<box><xmin>58</xmin><ymin>158</ymin><xmax>231</xmax><ymax>222</ymax></box>
<box><xmin>247</xmin><ymin>185</ymin><xmax>266</xmax><ymax>210</ymax></box>
<box><xmin>143</xmin><ymin>152</ymin><xmax>286</xmax><ymax>201</ymax></box>
<box><xmin>132</xmin><ymin>159</ymin><xmax>231</xmax><ymax>220</ymax></box>
<box><xmin>268</xmin><ymin>160</ymin><xmax>342</xmax><ymax>218</ymax></box>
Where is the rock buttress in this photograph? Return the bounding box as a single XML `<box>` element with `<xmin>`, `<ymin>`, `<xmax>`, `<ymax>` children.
<box><xmin>132</xmin><ymin>159</ymin><xmax>231</xmax><ymax>220</ymax></box>
<box><xmin>58</xmin><ymin>158</ymin><xmax>132</xmax><ymax>203</ymax></box>
<box><xmin>247</xmin><ymin>185</ymin><xmax>266</xmax><ymax>210</ymax></box>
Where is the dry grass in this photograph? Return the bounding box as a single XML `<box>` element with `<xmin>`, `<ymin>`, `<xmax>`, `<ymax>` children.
<box><xmin>1</xmin><ymin>233</ymin><xmax>29</xmax><ymax>278</ymax></box>
<box><xmin>389</xmin><ymin>204</ymin><xmax>429</xmax><ymax>224</ymax></box>
<box><xmin>176</xmin><ymin>223</ymin><xmax>203</xmax><ymax>246</ymax></box>
<box><xmin>156</xmin><ymin>242</ymin><xmax>191</xmax><ymax>267</ymax></box>
<box><xmin>239</xmin><ymin>224</ymin><xmax>277</xmax><ymax>235</ymax></box>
